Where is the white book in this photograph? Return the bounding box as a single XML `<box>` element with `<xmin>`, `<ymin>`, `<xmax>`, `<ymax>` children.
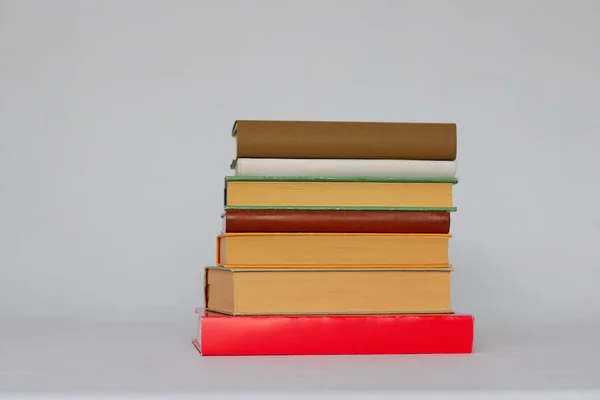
<box><xmin>232</xmin><ymin>158</ymin><xmax>457</xmax><ymax>178</ymax></box>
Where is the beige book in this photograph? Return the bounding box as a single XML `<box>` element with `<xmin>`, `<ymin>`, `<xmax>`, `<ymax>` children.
<box><xmin>204</xmin><ymin>267</ymin><xmax>453</xmax><ymax>315</ymax></box>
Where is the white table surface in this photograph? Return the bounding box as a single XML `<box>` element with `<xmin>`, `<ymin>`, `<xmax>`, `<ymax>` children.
<box><xmin>1</xmin><ymin>320</ymin><xmax>599</xmax><ymax>399</ymax></box>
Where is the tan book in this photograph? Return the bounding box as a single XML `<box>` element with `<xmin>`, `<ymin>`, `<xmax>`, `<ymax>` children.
<box><xmin>204</xmin><ymin>267</ymin><xmax>453</xmax><ymax>315</ymax></box>
<box><xmin>217</xmin><ymin>233</ymin><xmax>451</xmax><ymax>267</ymax></box>
<box><xmin>225</xmin><ymin>176</ymin><xmax>456</xmax><ymax>209</ymax></box>
<box><xmin>232</xmin><ymin>120</ymin><xmax>457</xmax><ymax>160</ymax></box>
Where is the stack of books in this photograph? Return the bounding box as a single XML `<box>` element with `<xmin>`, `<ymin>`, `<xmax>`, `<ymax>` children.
<box><xmin>193</xmin><ymin>120</ymin><xmax>474</xmax><ymax>356</ymax></box>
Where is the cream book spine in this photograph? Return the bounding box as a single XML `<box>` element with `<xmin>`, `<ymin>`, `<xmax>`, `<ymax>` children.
<box><xmin>233</xmin><ymin>158</ymin><xmax>456</xmax><ymax>178</ymax></box>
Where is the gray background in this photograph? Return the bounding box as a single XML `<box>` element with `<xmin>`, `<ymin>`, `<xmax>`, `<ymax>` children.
<box><xmin>2</xmin><ymin>0</ymin><xmax>600</xmax><ymax>334</ymax></box>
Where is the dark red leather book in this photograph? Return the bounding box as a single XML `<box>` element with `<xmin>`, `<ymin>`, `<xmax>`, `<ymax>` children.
<box><xmin>192</xmin><ymin>308</ymin><xmax>474</xmax><ymax>356</ymax></box>
<box><xmin>223</xmin><ymin>209</ymin><xmax>451</xmax><ymax>233</ymax></box>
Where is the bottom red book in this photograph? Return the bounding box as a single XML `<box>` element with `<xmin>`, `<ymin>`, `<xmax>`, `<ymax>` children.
<box><xmin>192</xmin><ymin>308</ymin><xmax>474</xmax><ymax>356</ymax></box>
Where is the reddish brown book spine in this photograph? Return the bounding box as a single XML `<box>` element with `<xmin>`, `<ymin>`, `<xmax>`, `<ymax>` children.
<box><xmin>224</xmin><ymin>210</ymin><xmax>450</xmax><ymax>233</ymax></box>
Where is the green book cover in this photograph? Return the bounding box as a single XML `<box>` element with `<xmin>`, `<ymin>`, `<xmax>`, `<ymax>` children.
<box><xmin>224</xmin><ymin>205</ymin><xmax>457</xmax><ymax>212</ymax></box>
<box><xmin>225</xmin><ymin>176</ymin><xmax>458</xmax><ymax>184</ymax></box>
<box><xmin>223</xmin><ymin>176</ymin><xmax>457</xmax><ymax>211</ymax></box>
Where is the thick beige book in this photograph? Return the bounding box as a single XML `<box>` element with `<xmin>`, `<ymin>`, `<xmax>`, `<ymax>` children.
<box><xmin>204</xmin><ymin>267</ymin><xmax>454</xmax><ymax>315</ymax></box>
<box><xmin>217</xmin><ymin>232</ymin><xmax>451</xmax><ymax>267</ymax></box>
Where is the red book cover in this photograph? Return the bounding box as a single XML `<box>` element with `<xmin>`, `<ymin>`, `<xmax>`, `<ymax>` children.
<box><xmin>223</xmin><ymin>209</ymin><xmax>451</xmax><ymax>234</ymax></box>
<box><xmin>192</xmin><ymin>308</ymin><xmax>474</xmax><ymax>356</ymax></box>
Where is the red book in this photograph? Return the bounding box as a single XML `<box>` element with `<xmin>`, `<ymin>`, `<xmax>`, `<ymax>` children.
<box><xmin>223</xmin><ymin>209</ymin><xmax>451</xmax><ymax>234</ymax></box>
<box><xmin>192</xmin><ymin>308</ymin><xmax>474</xmax><ymax>356</ymax></box>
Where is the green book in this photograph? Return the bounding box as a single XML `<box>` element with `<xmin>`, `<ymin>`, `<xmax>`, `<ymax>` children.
<box><xmin>224</xmin><ymin>205</ymin><xmax>457</xmax><ymax>211</ymax></box>
<box><xmin>224</xmin><ymin>175</ymin><xmax>457</xmax><ymax>211</ymax></box>
<box><xmin>225</xmin><ymin>176</ymin><xmax>458</xmax><ymax>184</ymax></box>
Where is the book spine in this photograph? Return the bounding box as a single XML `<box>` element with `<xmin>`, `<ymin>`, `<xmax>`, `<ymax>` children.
<box><xmin>198</xmin><ymin>312</ymin><xmax>474</xmax><ymax>355</ymax></box>
<box><xmin>234</xmin><ymin>158</ymin><xmax>457</xmax><ymax>178</ymax></box>
<box><xmin>224</xmin><ymin>210</ymin><xmax>450</xmax><ymax>233</ymax></box>
<box><xmin>235</xmin><ymin>120</ymin><xmax>456</xmax><ymax>160</ymax></box>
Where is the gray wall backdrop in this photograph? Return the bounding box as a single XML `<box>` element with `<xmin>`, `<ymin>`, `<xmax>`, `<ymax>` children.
<box><xmin>1</xmin><ymin>0</ymin><xmax>599</xmax><ymax>331</ymax></box>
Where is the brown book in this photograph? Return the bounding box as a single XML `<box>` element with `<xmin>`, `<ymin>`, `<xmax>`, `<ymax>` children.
<box><xmin>223</xmin><ymin>209</ymin><xmax>450</xmax><ymax>234</ymax></box>
<box><xmin>232</xmin><ymin>120</ymin><xmax>457</xmax><ymax>160</ymax></box>
<box><xmin>204</xmin><ymin>267</ymin><xmax>453</xmax><ymax>315</ymax></box>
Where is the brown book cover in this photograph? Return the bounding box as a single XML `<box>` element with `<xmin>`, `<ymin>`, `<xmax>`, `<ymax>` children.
<box><xmin>232</xmin><ymin>120</ymin><xmax>457</xmax><ymax>160</ymax></box>
<box><xmin>224</xmin><ymin>209</ymin><xmax>450</xmax><ymax>234</ymax></box>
